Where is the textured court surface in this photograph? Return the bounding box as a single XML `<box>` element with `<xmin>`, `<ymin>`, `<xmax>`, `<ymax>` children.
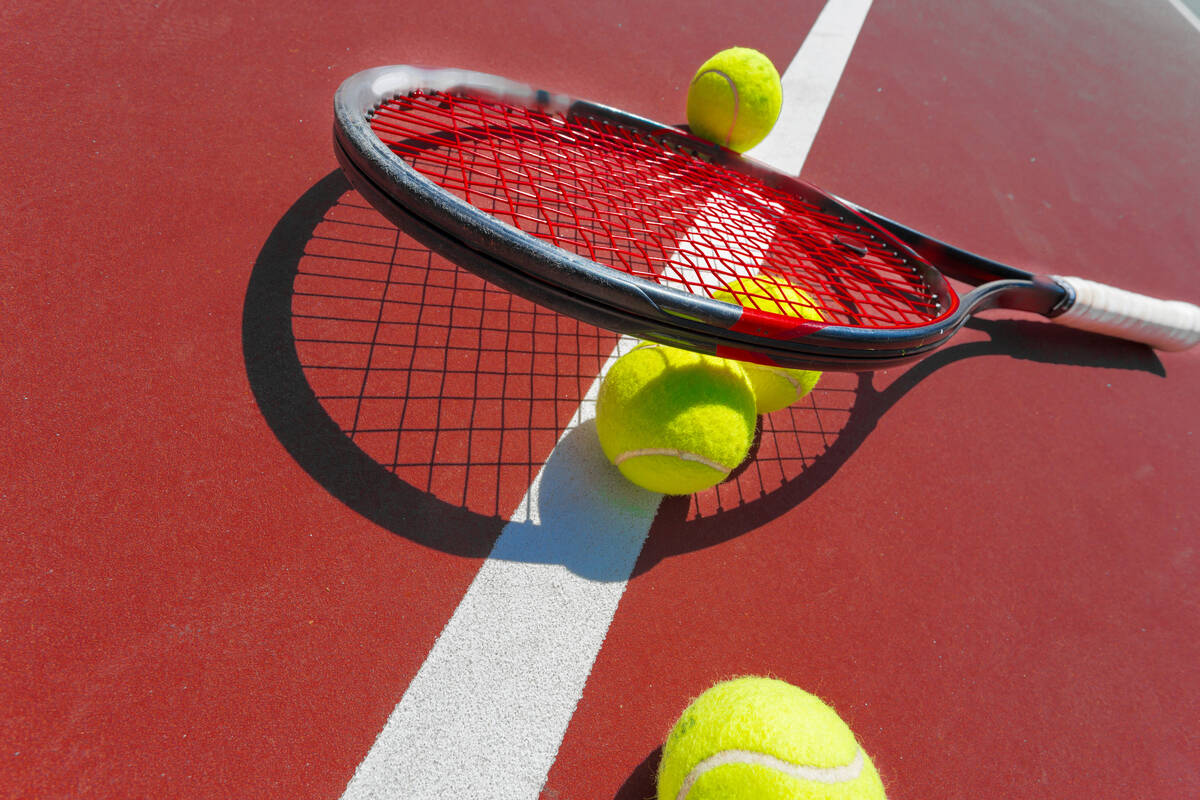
<box><xmin>3</xmin><ymin>1</ymin><xmax>1199</xmax><ymax>798</ymax></box>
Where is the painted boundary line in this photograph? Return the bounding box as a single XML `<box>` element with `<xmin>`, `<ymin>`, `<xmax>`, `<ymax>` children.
<box><xmin>1164</xmin><ymin>0</ymin><xmax>1200</xmax><ymax>34</ymax></box>
<box><xmin>748</xmin><ymin>0</ymin><xmax>875</xmax><ymax>175</ymax></box>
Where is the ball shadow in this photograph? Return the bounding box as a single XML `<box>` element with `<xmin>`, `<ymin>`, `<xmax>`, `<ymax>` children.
<box><xmin>611</xmin><ymin>745</ymin><xmax>661</xmax><ymax>800</ymax></box>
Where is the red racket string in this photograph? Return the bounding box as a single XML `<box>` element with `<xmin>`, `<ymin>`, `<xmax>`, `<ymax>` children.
<box><xmin>367</xmin><ymin>90</ymin><xmax>943</xmax><ymax>330</ymax></box>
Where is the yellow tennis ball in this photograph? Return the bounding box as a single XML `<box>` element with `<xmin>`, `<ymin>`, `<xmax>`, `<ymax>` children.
<box><xmin>686</xmin><ymin>47</ymin><xmax>783</xmax><ymax>152</ymax></box>
<box><xmin>595</xmin><ymin>343</ymin><xmax>756</xmax><ymax>495</ymax></box>
<box><xmin>657</xmin><ymin>677</ymin><xmax>887</xmax><ymax>800</ymax></box>
<box><xmin>713</xmin><ymin>277</ymin><xmax>824</xmax><ymax>414</ymax></box>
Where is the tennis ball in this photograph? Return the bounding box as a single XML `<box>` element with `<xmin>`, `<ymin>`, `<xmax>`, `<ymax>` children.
<box><xmin>687</xmin><ymin>47</ymin><xmax>783</xmax><ymax>152</ymax></box>
<box><xmin>713</xmin><ymin>277</ymin><xmax>823</xmax><ymax>414</ymax></box>
<box><xmin>658</xmin><ymin>677</ymin><xmax>887</xmax><ymax>800</ymax></box>
<box><xmin>595</xmin><ymin>343</ymin><xmax>756</xmax><ymax>495</ymax></box>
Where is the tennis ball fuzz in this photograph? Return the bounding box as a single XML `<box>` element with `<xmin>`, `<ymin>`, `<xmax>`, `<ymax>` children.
<box><xmin>687</xmin><ymin>47</ymin><xmax>783</xmax><ymax>152</ymax></box>
<box><xmin>658</xmin><ymin>677</ymin><xmax>887</xmax><ymax>800</ymax></box>
<box><xmin>595</xmin><ymin>343</ymin><xmax>756</xmax><ymax>495</ymax></box>
<box><xmin>714</xmin><ymin>277</ymin><xmax>824</xmax><ymax>414</ymax></box>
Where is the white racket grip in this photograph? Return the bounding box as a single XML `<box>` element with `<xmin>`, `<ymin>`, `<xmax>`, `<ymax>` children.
<box><xmin>1051</xmin><ymin>276</ymin><xmax>1200</xmax><ymax>352</ymax></box>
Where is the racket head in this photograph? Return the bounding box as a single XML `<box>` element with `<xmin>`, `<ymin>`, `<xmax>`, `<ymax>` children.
<box><xmin>333</xmin><ymin>65</ymin><xmax>964</xmax><ymax>370</ymax></box>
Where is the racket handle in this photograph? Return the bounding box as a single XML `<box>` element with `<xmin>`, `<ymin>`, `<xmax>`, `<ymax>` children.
<box><xmin>1052</xmin><ymin>276</ymin><xmax>1200</xmax><ymax>351</ymax></box>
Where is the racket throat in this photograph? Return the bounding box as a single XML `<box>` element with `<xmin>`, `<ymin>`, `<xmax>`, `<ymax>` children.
<box><xmin>962</xmin><ymin>277</ymin><xmax>1068</xmax><ymax>317</ymax></box>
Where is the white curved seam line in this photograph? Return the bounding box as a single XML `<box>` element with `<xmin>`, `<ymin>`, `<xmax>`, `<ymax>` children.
<box><xmin>694</xmin><ymin>68</ymin><xmax>740</xmax><ymax>147</ymax></box>
<box><xmin>615</xmin><ymin>448</ymin><xmax>732</xmax><ymax>475</ymax></box>
<box><xmin>676</xmin><ymin>747</ymin><xmax>864</xmax><ymax>799</ymax></box>
<box><xmin>756</xmin><ymin>365</ymin><xmax>804</xmax><ymax>399</ymax></box>
<box><xmin>619</xmin><ymin>343</ymin><xmax>736</xmax><ymax>475</ymax></box>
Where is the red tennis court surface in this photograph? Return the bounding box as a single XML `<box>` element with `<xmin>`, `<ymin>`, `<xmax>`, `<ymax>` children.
<box><xmin>3</xmin><ymin>1</ymin><xmax>1198</xmax><ymax>798</ymax></box>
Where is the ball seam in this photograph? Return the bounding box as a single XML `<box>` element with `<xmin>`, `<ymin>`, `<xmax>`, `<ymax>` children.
<box><xmin>675</xmin><ymin>747</ymin><xmax>865</xmax><ymax>800</ymax></box>
<box><xmin>692</xmin><ymin>68</ymin><xmax>740</xmax><ymax>147</ymax></box>
<box><xmin>752</xmin><ymin>365</ymin><xmax>804</xmax><ymax>399</ymax></box>
<box><xmin>614</xmin><ymin>447</ymin><xmax>732</xmax><ymax>475</ymax></box>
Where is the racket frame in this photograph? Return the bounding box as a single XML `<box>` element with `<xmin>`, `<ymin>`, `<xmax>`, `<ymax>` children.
<box><xmin>334</xmin><ymin>65</ymin><xmax>1075</xmax><ymax>370</ymax></box>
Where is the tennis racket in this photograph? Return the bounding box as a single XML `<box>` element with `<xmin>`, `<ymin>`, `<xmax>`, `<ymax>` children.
<box><xmin>333</xmin><ymin>65</ymin><xmax>1200</xmax><ymax>370</ymax></box>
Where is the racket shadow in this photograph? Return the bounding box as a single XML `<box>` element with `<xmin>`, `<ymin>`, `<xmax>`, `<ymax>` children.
<box><xmin>610</xmin><ymin>745</ymin><xmax>663</xmax><ymax>800</ymax></box>
<box><xmin>244</xmin><ymin>171</ymin><xmax>1164</xmax><ymax>572</ymax></box>
<box><xmin>244</xmin><ymin>171</ymin><xmax>504</xmax><ymax>557</ymax></box>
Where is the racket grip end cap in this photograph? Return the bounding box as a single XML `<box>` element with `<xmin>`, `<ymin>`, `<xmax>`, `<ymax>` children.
<box><xmin>1052</xmin><ymin>276</ymin><xmax>1200</xmax><ymax>352</ymax></box>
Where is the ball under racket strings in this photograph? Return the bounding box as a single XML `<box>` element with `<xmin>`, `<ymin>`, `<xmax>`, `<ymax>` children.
<box><xmin>333</xmin><ymin>66</ymin><xmax>1200</xmax><ymax>369</ymax></box>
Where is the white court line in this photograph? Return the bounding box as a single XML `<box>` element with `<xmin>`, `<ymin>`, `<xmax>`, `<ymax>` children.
<box><xmin>1164</xmin><ymin>0</ymin><xmax>1200</xmax><ymax>34</ymax></box>
<box><xmin>747</xmin><ymin>0</ymin><xmax>875</xmax><ymax>174</ymax></box>
<box><xmin>341</xmin><ymin>336</ymin><xmax>658</xmax><ymax>800</ymax></box>
<box><xmin>340</xmin><ymin>2</ymin><xmax>875</xmax><ymax>797</ymax></box>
